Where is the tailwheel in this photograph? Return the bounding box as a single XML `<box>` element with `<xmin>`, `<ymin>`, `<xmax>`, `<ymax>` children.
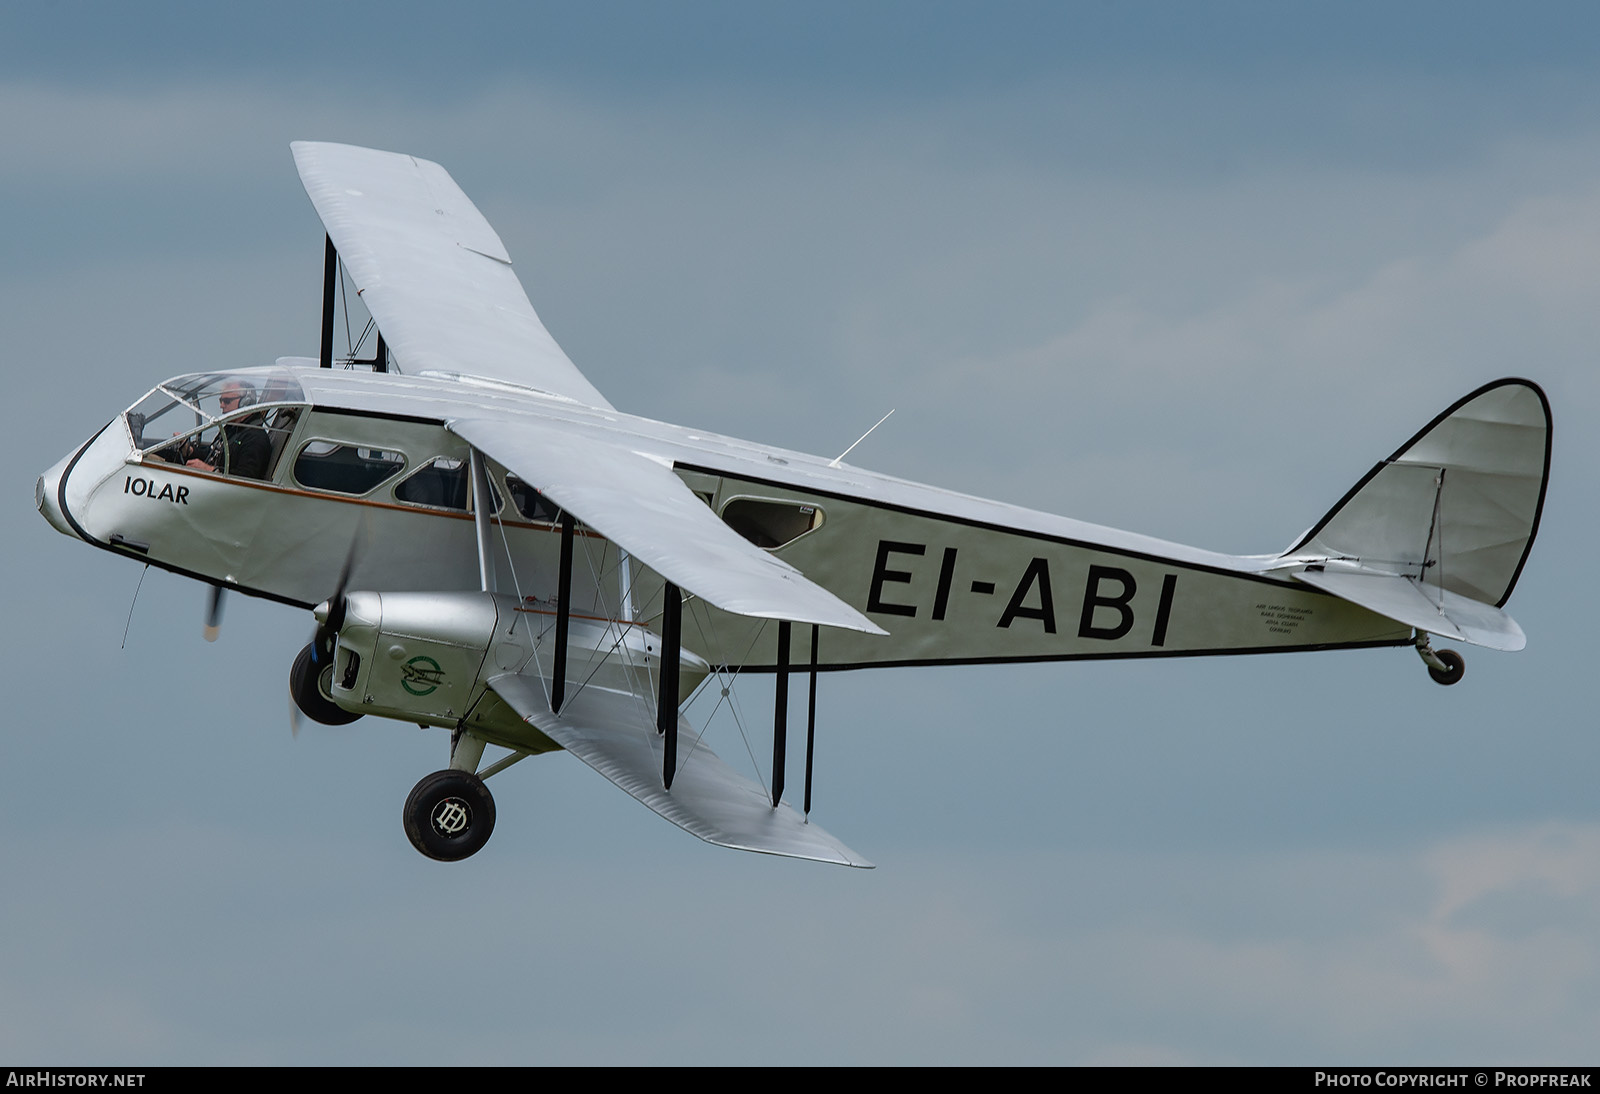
<box><xmin>1427</xmin><ymin>648</ymin><xmax>1465</xmax><ymax>687</ymax></box>
<box><xmin>404</xmin><ymin>769</ymin><xmax>496</xmax><ymax>861</ymax></box>
<box><xmin>1414</xmin><ymin>632</ymin><xmax>1465</xmax><ymax>687</ymax></box>
<box><xmin>289</xmin><ymin>643</ymin><xmax>362</xmax><ymax>725</ymax></box>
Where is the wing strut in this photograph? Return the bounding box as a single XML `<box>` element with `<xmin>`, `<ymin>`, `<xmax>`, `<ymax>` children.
<box><xmin>779</xmin><ymin>623</ymin><xmax>824</xmax><ymax>814</ymax></box>
<box><xmin>658</xmin><ymin>582</ymin><xmax>682</xmax><ymax>788</ymax></box>
<box><xmin>805</xmin><ymin>625</ymin><xmax>818</xmax><ymax>816</ymax></box>
<box><xmin>317</xmin><ymin>231</ymin><xmax>389</xmax><ymax>372</ymax></box>
<box><xmin>772</xmin><ymin>622</ymin><xmax>790</xmax><ymax>807</ymax></box>
<box><xmin>469</xmin><ymin>449</ymin><xmax>494</xmax><ymax>592</ymax></box>
<box><xmin>551</xmin><ymin>512</ymin><xmax>575</xmax><ymax>714</ymax></box>
<box><xmin>320</xmin><ymin>234</ymin><xmax>336</xmax><ymax>369</ymax></box>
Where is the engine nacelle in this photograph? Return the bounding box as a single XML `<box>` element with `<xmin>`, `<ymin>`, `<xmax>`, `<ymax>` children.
<box><xmin>326</xmin><ymin>591</ymin><xmax>710</xmax><ymax>730</ymax></box>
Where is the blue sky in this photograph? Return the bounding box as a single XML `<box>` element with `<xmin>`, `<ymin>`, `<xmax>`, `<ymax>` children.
<box><xmin>4</xmin><ymin>1</ymin><xmax>1599</xmax><ymax>1064</ymax></box>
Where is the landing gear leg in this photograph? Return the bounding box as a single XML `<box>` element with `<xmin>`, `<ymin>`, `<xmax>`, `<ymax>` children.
<box><xmin>1414</xmin><ymin>632</ymin><xmax>1465</xmax><ymax>687</ymax></box>
<box><xmin>403</xmin><ymin>769</ymin><xmax>496</xmax><ymax>861</ymax></box>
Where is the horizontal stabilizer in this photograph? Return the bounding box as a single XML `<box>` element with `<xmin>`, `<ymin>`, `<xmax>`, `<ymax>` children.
<box><xmin>449</xmin><ymin>416</ymin><xmax>886</xmax><ymax>635</ymax></box>
<box><xmin>1294</xmin><ymin>568</ymin><xmax>1525</xmax><ymax>651</ymax></box>
<box><xmin>489</xmin><ymin>675</ymin><xmax>872</xmax><ymax>868</ymax></box>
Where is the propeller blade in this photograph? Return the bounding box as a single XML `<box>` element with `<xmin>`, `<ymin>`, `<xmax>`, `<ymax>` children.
<box><xmin>298</xmin><ymin>518</ymin><xmax>371</xmax><ymax>736</ymax></box>
<box><xmin>203</xmin><ymin>585</ymin><xmax>226</xmax><ymax>642</ymax></box>
<box><xmin>310</xmin><ymin>535</ymin><xmax>361</xmax><ymax>663</ymax></box>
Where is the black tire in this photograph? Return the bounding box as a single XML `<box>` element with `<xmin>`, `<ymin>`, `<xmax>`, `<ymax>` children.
<box><xmin>403</xmin><ymin>769</ymin><xmax>496</xmax><ymax>861</ymax></box>
<box><xmin>289</xmin><ymin>643</ymin><xmax>362</xmax><ymax>725</ymax></box>
<box><xmin>1428</xmin><ymin>648</ymin><xmax>1465</xmax><ymax>686</ymax></box>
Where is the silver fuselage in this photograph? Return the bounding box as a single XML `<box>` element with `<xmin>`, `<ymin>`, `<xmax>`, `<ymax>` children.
<box><xmin>38</xmin><ymin>364</ymin><xmax>1410</xmax><ymax>673</ymax></box>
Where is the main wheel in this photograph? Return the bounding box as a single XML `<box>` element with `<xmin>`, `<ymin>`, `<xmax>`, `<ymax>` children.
<box><xmin>289</xmin><ymin>643</ymin><xmax>362</xmax><ymax>725</ymax></box>
<box><xmin>404</xmin><ymin>769</ymin><xmax>496</xmax><ymax>861</ymax></box>
<box><xmin>1427</xmin><ymin>648</ymin><xmax>1465</xmax><ymax>686</ymax></box>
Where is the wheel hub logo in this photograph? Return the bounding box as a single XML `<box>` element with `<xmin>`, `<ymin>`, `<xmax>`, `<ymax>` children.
<box><xmin>401</xmin><ymin>655</ymin><xmax>445</xmax><ymax>696</ymax></box>
<box><xmin>431</xmin><ymin>797</ymin><xmax>470</xmax><ymax>836</ymax></box>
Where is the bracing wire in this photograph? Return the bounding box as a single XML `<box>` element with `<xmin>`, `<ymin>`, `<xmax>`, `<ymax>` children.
<box><xmin>683</xmin><ymin>597</ymin><xmax>772</xmax><ymax>793</ymax></box>
<box><xmin>563</xmin><ymin>534</ymin><xmax>654</xmax><ymax>710</ymax></box>
<box><xmin>1426</xmin><ymin>468</ymin><xmax>1447</xmax><ymax>608</ymax></box>
<box><xmin>338</xmin><ymin>258</ymin><xmax>353</xmax><ymax>359</ymax></box>
<box><xmin>540</xmin><ymin>528</ymin><xmax>784</xmax><ymax>791</ymax></box>
<box><xmin>490</xmin><ymin>503</ymin><xmax>554</xmax><ymax>708</ymax></box>
<box><xmin>349</xmin><ymin>318</ymin><xmax>375</xmax><ymax>362</ymax></box>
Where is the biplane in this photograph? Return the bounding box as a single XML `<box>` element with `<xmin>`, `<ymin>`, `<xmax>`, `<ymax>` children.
<box><xmin>35</xmin><ymin>143</ymin><xmax>1552</xmax><ymax>866</ymax></box>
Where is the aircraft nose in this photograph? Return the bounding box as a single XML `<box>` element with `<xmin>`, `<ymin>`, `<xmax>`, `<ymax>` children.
<box><xmin>36</xmin><ymin>454</ymin><xmax>76</xmax><ymax>538</ymax></box>
<box><xmin>38</xmin><ymin>421</ymin><xmax>138</xmax><ymax>545</ymax></box>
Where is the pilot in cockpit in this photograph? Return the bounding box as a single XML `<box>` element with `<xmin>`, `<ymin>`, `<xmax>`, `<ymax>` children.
<box><xmin>181</xmin><ymin>380</ymin><xmax>271</xmax><ymax>479</ymax></box>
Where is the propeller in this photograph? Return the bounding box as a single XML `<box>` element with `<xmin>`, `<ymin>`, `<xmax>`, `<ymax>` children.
<box><xmin>203</xmin><ymin>585</ymin><xmax>226</xmax><ymax>642</ymax></box>
<box><xmin>292</xmin><ymin>563</ymin><xmax>350</xmax><ymax>740</ymax></box>
<box><xmin>292</xmin><ymin>525</ymin><xmax>367</xmax><ymax>738</ymax></box>
<box><xmin>310</xmin><ymin>548</ymin><xmax>355</xmax><ymax>668</ymax></box>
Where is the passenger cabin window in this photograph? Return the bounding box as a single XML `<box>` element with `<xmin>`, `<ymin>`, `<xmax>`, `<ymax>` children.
<box><xmin>504</xmin><ymin>474</ymin><xmax>565</xmax><ymax>523</ymax></box>
<box><xmin>393</xmin><ymin>457</ymin><xmax>497</xmax><ymax>511</ymax></box>
<box><xmin>720</xmin><ymin>498</ymin><xmax>823</xmax><ymax>549</ymax></box>
<box><xmin>293</xmin><ymin>442</ymin><xmax>406</xmax><ymax>495</ymax></box>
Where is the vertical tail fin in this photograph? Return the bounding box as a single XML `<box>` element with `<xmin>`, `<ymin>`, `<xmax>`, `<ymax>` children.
<box><xmin>1279</xmin><ymin>379</ymin><xmax>1551</xmax><ymax>649</ymax></box>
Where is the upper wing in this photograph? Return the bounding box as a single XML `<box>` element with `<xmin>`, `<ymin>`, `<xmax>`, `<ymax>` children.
<box><xmin>291</xmin><ymin>141</ymin><xmax>612</xmax><ymax>408</ymax></box>
<box><xmin>449</xmin><ymin>415</ymin><xmax>887</xmax><ymax>635</ymax></box>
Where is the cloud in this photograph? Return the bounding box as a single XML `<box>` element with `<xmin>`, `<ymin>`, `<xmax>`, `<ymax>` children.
<box><xmin>7</xmin><ymin>823</ymin><xmax>1596</xmax><ymax>1063</ymax></box>
<box><xmin>870</xmin><ymin>179</ymin><xmax>1600</xmax><ymax>551</ymax></box>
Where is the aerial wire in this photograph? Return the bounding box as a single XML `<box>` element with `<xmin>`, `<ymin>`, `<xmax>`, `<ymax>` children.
<box><xmin>121</xmin><ymin>564</ymin><xmax>149</xmax><ymax>649</ymax></box>
<box><xmin>830</xmin><ymin>408</ymin><xmax>895</xmax><ymax>468</ymax></box>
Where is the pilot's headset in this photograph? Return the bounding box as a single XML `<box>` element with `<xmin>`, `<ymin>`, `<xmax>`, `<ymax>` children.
<box><xmin>223</xmin><ymin>383</ymin><xmax>257</xmax><ymax>412</ymax></box>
